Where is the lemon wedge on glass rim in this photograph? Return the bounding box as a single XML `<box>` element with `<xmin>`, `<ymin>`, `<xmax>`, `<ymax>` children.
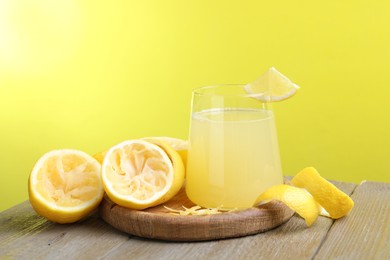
<box><xmin>101</xmin><ymin>139</ymin><xmax>185</xmax><ymax>210</ymax></box>
<box><xmin>28</xmin><ymin>149</ymin><xmax>104</xmax><ymax>224</ymax></box>
<box><xmin>244</xmin><ymin>67</ymin><xmax>300</xmax><ymax>102</ymax></box>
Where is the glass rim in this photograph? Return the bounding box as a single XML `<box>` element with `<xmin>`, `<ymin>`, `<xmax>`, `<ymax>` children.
<box><xmin>192</xmin><ymin>84</ymin><xmax>267</xmax><ymax>99</ymax></box>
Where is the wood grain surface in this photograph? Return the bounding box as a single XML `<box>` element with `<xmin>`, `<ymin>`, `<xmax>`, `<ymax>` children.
<box><xmin>2</xmin><ymin>180</ymin><xmax>389</xmax><ymax>259</ymax></box>
<box><xmin>314</xmin><ymin>181</ymin><xmax>390</xmax><ymax>259</ymax></box>
<box><xmin>98</xmin><ymin>188</ymin><xmax>295</xmax><ymax>241</ymax></box>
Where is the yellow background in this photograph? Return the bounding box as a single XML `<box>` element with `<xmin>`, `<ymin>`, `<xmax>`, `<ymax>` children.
<box><xmin>1</xmin><ymin>0</ymin><xmax>389</xmax><ymax>211</ymax></box>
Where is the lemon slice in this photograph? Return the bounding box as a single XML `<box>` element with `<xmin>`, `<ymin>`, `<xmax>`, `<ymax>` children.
<box><xmin>101</xmin><ymin>139</ymin><xmax>185</xmax><ymax>210</ymax></box>
<box><xmin>254</xmin><ymin>184</ymin><xmax>320</xmax><ymax>226</ymax></box>
<box><xmin>141</xmin><ymin>137</ymin><xmax>188</xmax><ymax>166</ymax></box>
<box><xmin>245</xmin><ymin>67</ymin><xmax>300</xmax><ymax>102</ymax></box>
<box><xmin>28</xmin><ymin>149</ymin><xmax>104</xmax><ymax>224</ymax></box>
<box><xmin>291</xmin><ymin>167</ymin><xmax>354</xmax><ymax>219</ymax></box>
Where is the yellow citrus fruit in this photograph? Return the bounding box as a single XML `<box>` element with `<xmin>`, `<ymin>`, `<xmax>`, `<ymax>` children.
<box><xmin>94</xmin><ymin>137</ymin><xmax>188</xmax><ymax>166</ymax></box>
<box><xmin>28</xmin><ymin>149</ymin><xmax>104</xmax><ymax>224</ymax></box>
<box><xmin>141</xmin><ymin>136</ymin><xmax>188</xmax><ymax>166</ymax></box>
<box><xmin>101</xmin><ymin>139</ymin><xmax>185</xmax><ymax>210</ymax></box>
<box><xmin>93</xmin><ymin>150</ymin><xmax>106</xmax><ymax>164</ymax></box>
<box><xmin>254</xmin><ymin>184</ymin><xmax>320</xmax><ymax>226</ymax></box>
<box><xmin>291</xmin><ymin>167</ymin><xmax>354</xmax><ymax>219</ymax></box>
<box><xmin>244</xmin><ymin>67</ymin><xmax>300</xmax><ymax>102</ymax></box>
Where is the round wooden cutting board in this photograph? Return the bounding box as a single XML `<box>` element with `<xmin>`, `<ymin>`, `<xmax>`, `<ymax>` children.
<box><xmin>99</xmin><ymin>188</ymin><xmax>294</xmax><ymax>241</ymax></box>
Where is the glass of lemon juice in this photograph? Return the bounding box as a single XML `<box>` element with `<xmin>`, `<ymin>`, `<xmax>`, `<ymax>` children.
<box><xmin>186</xmin><ymin>84</ymin><xmax>283</xmax><ymax>209</ymax></box>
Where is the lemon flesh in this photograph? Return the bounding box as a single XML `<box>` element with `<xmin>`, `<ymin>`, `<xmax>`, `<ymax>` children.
<box><xmin>142</xmin><ymin>138</ymin><xmax>185</xmax><ymax>202</ymax></box>
<box><xmin>291</xmin><ymin>167</ymin><xmax>354</xmax><ymax>219</ymax></box>
<box><xmin>245</xmin><ymin>67</ymin><xmax>300</xmax><ymax>102</ymax></box>
<box><xmin>28</xmin><ymin>149</ymin><xmax>103</xmax><ymax>224</ymax></box>
<box><xmin>94</xmin><ymin>136</ymin><xmax>188</xmax><ymax>166</ymax></box>
<box><xmin>101</xmin><ymin>139</ymin><xmax>184</xmax><ymax>210</ymax></box>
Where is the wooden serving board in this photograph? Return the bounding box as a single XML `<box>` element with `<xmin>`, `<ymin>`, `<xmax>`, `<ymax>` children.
<box><xmin>99</xmin><ymin>188</ymin><xmax>294</xmax><ymax>241</ymax></box>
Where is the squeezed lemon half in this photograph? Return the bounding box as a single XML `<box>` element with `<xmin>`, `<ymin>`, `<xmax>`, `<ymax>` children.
<box><xmin>141</xmin><ymin>137</ymin><xmax>188</xmax><ymax>167</ymax></box>
<box><xmin>245</xmin><ymin>67</ymin><xmax>300</xmax><ymax>102</ymax></box>
<box><xmin>101</xmin><ymin>139</ymin><xmax>185</xmax><ymax>210</ymax></box>
<box><xmin>28</xmin><ymin>149</ymin><xmax>104</xmax><ymax>224</ymax></box>
<box><xmin>94</xmin><ymin>137</ymin><xmax>188</xmax><ymax>166</ymax></box>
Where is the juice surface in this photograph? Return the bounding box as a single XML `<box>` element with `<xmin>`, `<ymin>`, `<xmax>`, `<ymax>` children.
<box><xmin>186</xmin><ymin>108</ymin><xmax>283</xmax><ymax>209</ymax></box>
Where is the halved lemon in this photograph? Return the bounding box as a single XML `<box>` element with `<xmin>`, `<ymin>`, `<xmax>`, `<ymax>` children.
<box><xmin>254</xmin><ymin>184</ymin><xmax>320</xmax><ymax>226</ymax></box>
<box><xmin>93</xmin><ymin>150</ymin><xmax>106</xmax><ymax>164</ymax></box>
<box><xmin>94</xmin><ymin>137</ymin><xmax>188</xmax><ymax>166</ymax></box>
<box><xmin>101</xmin><ymin>139</ymin><xmax>185</xmax><ymax>210</ymax></box>
<box><xmin>141</xmin><ymin>137</ymin><xmax>188</xmax><ymax>166</ymax></box>
<box><xmin>244</xmin><ymin>67</ymin><xmax>300</xmax><ymax>102</ymax></box>
<box><xmin>28</xmin><ymin>149</ymin><xmax>103</xmax><ymax>224</ymax></box>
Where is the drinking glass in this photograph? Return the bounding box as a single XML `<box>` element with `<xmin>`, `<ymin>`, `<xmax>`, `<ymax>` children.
<box><xmin>185</xmin><ymin>85</ymin><xmax>283</xmax><ymax>209</ymax></box>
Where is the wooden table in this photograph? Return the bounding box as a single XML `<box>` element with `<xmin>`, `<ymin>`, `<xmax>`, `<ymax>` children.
<box><xmin>0</xmin><ymin>180</ymin><xmax>389</xmax><ymax>259</ymax></box>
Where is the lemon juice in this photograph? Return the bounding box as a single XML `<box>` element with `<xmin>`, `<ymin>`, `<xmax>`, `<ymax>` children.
<box><xmin>186</xmin><ymin>108</ymin><xmax>283</xmax><ymax>209</ymax></box>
